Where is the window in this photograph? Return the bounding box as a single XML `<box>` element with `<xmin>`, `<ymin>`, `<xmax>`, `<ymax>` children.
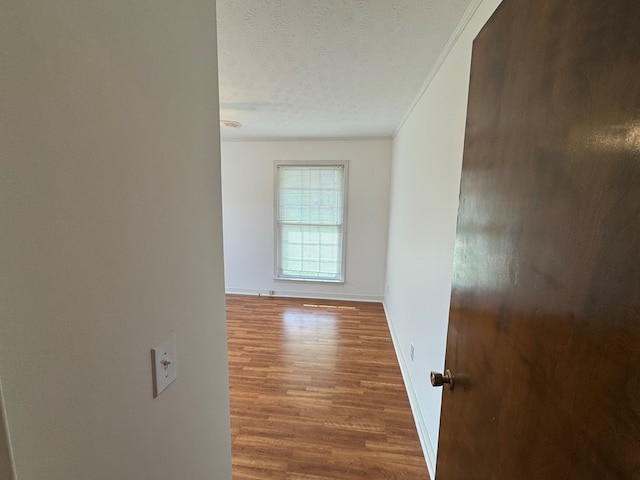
<box><xmin>275</xmin><ymin>161</ymin><xmax>348</xmax><ymax>282</ymax></box>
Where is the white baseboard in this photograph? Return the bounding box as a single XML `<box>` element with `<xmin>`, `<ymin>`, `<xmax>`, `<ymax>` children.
<box><xmin>382</xmin><ymin>301</ymin><xmax>437</xmax><ymax>479</ymax></box>
<box><xmin>225</xmin><ymin>287</ymin><xmax>383</xmax><ymax>303</ymax></box>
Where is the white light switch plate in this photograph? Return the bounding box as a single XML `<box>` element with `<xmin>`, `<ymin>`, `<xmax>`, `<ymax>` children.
<box><xmin>151</xmin><ymin>334</ymin><xmax>177</xmax><ymax>398</ymax></box>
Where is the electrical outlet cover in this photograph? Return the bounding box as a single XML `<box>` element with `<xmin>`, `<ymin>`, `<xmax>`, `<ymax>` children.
<box><xmin>151</xmin><ymin>334</ymin><xmax>177</xmax><ymax>398</ymax></box>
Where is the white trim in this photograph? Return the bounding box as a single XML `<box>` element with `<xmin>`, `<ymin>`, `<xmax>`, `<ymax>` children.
<box><xmin>273</xmin><ymin>276</ymin><xmax>345</xmax><ymax>284</ymax></box>
<box><xmin>392</xmin><ymin>0</ymin><xmax>484</xmax><ymax>139</ymax></box>
<box><xmin>383</xmin><ymin>301</ymin><xmax>437</xmax><ymax>479</ymax></box>
<box><xmin>0</xmin><ymin>377</ymin><xmax>17</xmax><ymax>480</ymax></box>
<box><xmin>220</xmin><ymin>136</ymin><xmax>391</xmax><ymax>143</ymax></box>
<box><xmin>225</xmin><ymin>288</ymin><xmax>382</xmax><ymax>303</ymax></box>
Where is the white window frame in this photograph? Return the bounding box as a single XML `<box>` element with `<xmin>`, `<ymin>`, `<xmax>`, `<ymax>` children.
<box><xmin>274</xmin><ymin>160</ymin><xmax>348</xmax><ymax>283</ymax></box>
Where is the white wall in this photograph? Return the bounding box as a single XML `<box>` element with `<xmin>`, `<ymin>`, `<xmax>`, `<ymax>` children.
<box><xmin>221</xmin><ymin>140</ymin><xmax>391</xmax><ymax>302</ymax></box>
<box><xmin>0</xmin><ymin>1</ymin><xmax>232</xmax><ymax>479</ymax></box>
<box><xmin>384</xmin><ymin>0</ymin><xmax>502</xmax><ymax>477</ymax></box>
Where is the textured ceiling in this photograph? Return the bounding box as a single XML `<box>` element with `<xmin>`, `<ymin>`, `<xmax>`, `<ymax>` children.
<box><xmin>216</xmin><ymin>0</ymin><xmax>473</xmax><ymax>140</ymax></box>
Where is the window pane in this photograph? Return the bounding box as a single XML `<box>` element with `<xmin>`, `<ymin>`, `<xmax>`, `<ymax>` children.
<box><xmin>279</xmin><ymin>224</ymin><xmax>343</xmax><ymax>280</ymax></box>
<box><xmin>278</xmin><ymin>166</ymin><xmax>344</xmax><ymax>225</ymax></box>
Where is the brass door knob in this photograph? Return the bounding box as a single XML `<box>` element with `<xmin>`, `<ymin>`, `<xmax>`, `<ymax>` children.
<box><xmin>430</xmin><ymin>369</ymin><xmax>454</xmax><ymax>388</ymax></box>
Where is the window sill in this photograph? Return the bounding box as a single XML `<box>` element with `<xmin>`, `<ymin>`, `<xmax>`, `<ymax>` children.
<box><xmin>274</xmin><ymin>276</ymin><xmax>345</xmax><ymax>285</ymax></box>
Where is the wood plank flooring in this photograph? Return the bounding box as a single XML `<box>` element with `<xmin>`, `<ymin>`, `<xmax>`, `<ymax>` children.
<box><xmin>226</xmin><ymin>294</ymin><xmax>429</xmax><ymax>480</ymax></box>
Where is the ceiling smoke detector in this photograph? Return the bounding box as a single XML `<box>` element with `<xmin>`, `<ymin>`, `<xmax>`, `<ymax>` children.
<box><xmin>220</xmin><ymin>119</ymin><xmax>242</xmax><ymax>129</ymax></box>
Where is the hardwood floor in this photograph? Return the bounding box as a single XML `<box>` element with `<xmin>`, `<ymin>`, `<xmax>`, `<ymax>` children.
<box><xmin>226</xmin><ymin>294</ymin><xmax>429</xmax><ymax>480</ymax></box>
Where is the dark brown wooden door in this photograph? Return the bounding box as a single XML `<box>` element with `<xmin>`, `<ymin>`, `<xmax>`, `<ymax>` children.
<box><xmin>435</xmin><ymin>1</ymin><xmax>640</xmax><ymax>478</ymax></box>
